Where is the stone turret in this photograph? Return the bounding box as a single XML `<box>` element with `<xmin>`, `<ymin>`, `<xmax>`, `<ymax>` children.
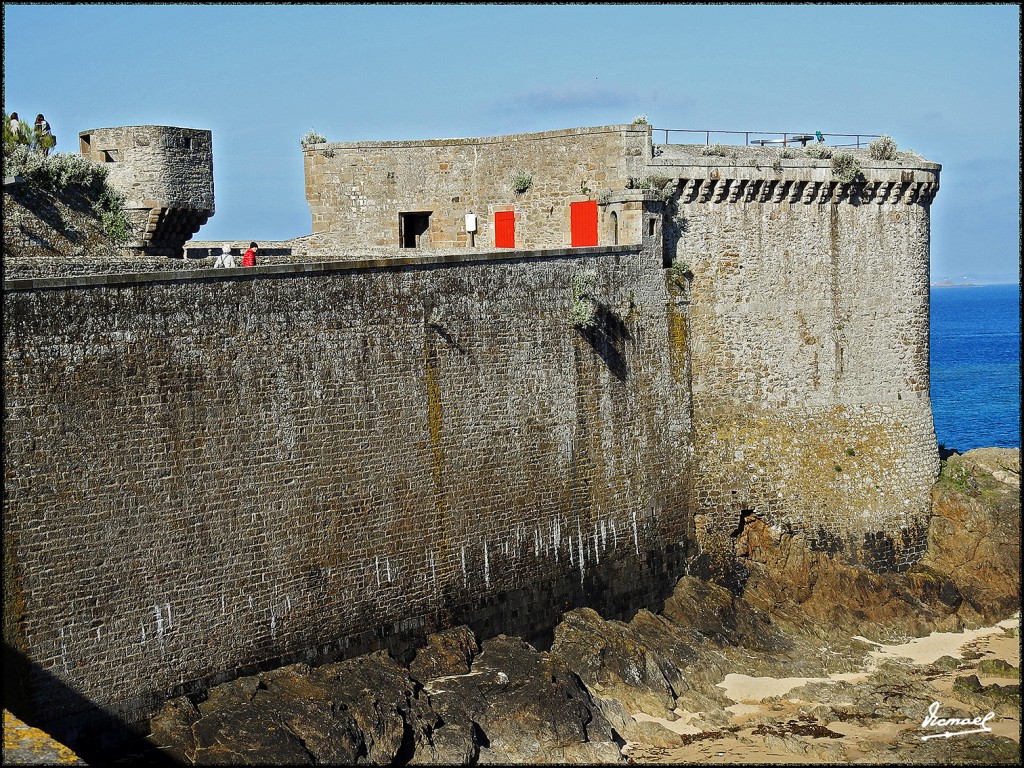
<box><xmin>78</xmin><ymin>125</ymin><xmax>214</xmax><ymax>257</ymax></box>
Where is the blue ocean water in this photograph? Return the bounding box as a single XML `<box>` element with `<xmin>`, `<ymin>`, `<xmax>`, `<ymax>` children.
<box><xmin>930</xmin><ymin>283</ymin><xmax>1020</xmax><ymax>452</ymax></box>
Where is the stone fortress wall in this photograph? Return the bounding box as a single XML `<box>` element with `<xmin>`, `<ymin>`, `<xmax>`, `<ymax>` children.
<box><xmin>303</xmin><ymin>124</ymin><xmax>943</xmax><ymax>570</ymax></box>
<box><xmin>3</xmin><ymin>122</ymin><xmax>941</xmax><ymax>743</ymax></box>
<box><xmin>3</xmin><ymin>243</ymin><xmax>693</xmax><ymax>741</ymax></box>
<box><xmin>78</xmin><ymin>125</ymin><xmax>214</xmax><ymax>256</ymax></box>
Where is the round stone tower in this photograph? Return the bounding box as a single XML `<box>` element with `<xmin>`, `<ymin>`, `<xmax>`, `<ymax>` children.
<box><xmin>78</xmin><ymin>125</ymin><xmax>214</xmax><ymax>257</ymax></box>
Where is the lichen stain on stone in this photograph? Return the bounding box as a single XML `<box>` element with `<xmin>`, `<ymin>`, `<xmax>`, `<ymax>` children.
<box><xmin>570</xmin><ymin>334</ymin><xmax>599</xmax><ymax>530</ymax></box>
<box><xmin>705</xmin><ymin>407</ymin><xmax>919</xmax><ymax>544</ymax></box>
<box><xmin>3</xmin><ymin>710</ymin><xmax>85</xmax><ymax>764</ymax></box>
<box><xmin>423</xmin><ymin>330</ymin><xmax>450</xmax><ymax>558</ymax></box>
<box><xmin>3</xmin><ymin>528</ymin><xmax>29</xmax><ymax>654</ymax></box>
<box><xmin>666</xmin><ymin>302</ymin><xmax>688</xmax><ymax>386</ymax></box>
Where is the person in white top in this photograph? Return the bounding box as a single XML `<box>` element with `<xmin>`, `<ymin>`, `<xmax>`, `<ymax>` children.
<box><xmin>213</xmin><ymin>243</ymin><xmax>238</xmax><ymax>268</ymax></box>
<box><xmin>8</xmin><ymin>112</ymin><xmax>25</xmax><ymax>142</ymax></box>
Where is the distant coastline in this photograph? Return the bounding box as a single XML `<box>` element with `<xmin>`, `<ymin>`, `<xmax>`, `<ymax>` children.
<box><xmin>931</xmin><ymin>280</ymin><xmax>1020</xmax><ymax>288</ymax></box>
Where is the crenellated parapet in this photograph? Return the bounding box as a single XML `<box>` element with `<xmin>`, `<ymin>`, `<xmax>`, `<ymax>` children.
<box><xmin>78</xmin><ymin>126</ymin><xmax>215</xmax><ymax>257</ymax></box>
<box><xmin>673</xmin><ymin>175</ymin><xmax>939</xmax><ymax>206</ymax></box>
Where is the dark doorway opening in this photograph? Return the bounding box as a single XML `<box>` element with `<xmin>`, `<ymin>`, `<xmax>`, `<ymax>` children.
<box><xmin>400</xmin><ymin>212</ymin><xmax>431</xmax><ymax>248</ymax></box>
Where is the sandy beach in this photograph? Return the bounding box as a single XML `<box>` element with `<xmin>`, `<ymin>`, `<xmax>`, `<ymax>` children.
<box><xmin>624</xmin><ymin>615</ymin><xmax>1020</xmax><ymax>764</ymax></box>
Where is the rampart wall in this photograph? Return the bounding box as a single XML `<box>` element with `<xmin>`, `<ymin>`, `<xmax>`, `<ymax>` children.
<box><xmin>301</xmin><ymin>126</ymin><xmax>943</xmax><ymax>573</ymax></box>
<box><xmin>3</xmin><ymin>244</ymin><xmax>693</xmax><ymax>739</ymax></box>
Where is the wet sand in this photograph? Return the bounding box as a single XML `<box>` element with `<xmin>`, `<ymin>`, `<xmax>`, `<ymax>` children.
<box><xmin>623</xmin><ymin>615</ymin><xmax>1020</xmax><ymax>764</ymax></box>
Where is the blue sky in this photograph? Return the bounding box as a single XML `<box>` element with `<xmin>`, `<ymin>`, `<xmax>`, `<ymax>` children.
<box><xmin>3</xmin><ymin>3</ymin><xmax>1020</xmax><ymax>283</ymax></box>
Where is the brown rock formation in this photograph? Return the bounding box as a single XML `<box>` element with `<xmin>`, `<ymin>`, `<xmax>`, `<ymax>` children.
<box><xmin>143</xmin><ymin>448</ymin><xmax>1019</xmax><ymax>764</ymax></box>
<box><xmin>921</xmin><ymin>448</ymin><xmax>1021</xmax><ymax>622</ymax></box>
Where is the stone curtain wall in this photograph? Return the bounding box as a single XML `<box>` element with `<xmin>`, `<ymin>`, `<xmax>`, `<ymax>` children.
<box><xmin>303</xmin><ymin>125</ymin><xmax>651</xmax><ymax>251</ymax></box>
<box><xmin>656</xmin><ymin>154</ymin><xmax>941</xmax><ymax>570</ymax></box>
<box><xmin>2</xmin><ymin>245</ymin><xmax>692</xmax><ymax>734</ymax></box>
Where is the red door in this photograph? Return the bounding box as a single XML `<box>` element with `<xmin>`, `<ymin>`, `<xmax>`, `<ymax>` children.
<box><xmin>494</xmin><ymin>210</ymin><xmax>515</xmax><ymax>248</ymax></box>
<box><xmin>570</xmin><ymin>201</ymin><xmax>598</xmax><ymax>247</ymax></box>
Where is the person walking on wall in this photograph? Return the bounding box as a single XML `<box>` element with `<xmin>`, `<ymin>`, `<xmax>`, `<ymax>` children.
<box><xmin>213</xmin><ymin>243</ymin><xmax>238</xmax><ymax>268</ymax></box>
<box><xmin>34</xmin><ymin>114</ymin><xmax>54</xmax><ymax>156</ymax></box>
<box><xmin>242</xmin><ymin>242</ymin><xmax>258</xmax><ymax>267</ymax></box>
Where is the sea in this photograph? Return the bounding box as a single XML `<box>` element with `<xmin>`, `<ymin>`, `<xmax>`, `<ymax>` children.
<box><xmin>930</xmin><ymin>283</ymin><xmax>1020</xmax><ymax>452</ymax></box>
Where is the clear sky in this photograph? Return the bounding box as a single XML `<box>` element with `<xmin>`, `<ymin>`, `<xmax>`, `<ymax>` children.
<box><xmin>3</xmin><ymin>3</ymin><xmax>1020</xmax><ymax>283</ymax></box>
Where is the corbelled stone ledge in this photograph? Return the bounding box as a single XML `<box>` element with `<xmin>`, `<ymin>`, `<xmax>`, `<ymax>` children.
<box><xmin>2</xmin><ymin>243</ymin><xmax>641</xmax><ymax>292</ymax></box>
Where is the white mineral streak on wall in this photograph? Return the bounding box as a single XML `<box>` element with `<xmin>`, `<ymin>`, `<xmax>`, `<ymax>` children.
<box><xmin>154</xmin><ymin>605</ymin><xmax>165</xmax><ymax>657</ymax></box>
<box><xmin>577</xmin><ymin>518</ymin><xmax>586</xmax><ymax>582</ymax></box>
<box><xmin>482</xmin><ymin>540</ymin><xmax>491</xmax><ymax>587</ymax></box>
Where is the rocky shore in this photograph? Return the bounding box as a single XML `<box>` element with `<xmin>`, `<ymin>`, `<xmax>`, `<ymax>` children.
<box><xmin>139</xmin><ymin>448</ymin><xmax>1020</xmax><ymax>764</ymax></box>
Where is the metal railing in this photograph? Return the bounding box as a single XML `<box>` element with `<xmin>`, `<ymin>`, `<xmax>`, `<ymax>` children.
<box><xmin>655</xmin><ymin>129</ymin><xmax>882</xmax><ymax>149</ymax></box>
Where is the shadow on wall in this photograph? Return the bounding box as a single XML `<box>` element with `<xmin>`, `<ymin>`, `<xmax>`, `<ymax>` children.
<box><xmin>577</xmin><ymin>304</ymin><xmax>630</xmax><ymax>382</ymax></box>
<box><xmin>3</xmin><ymin>642</ymin><xmax>177</xmax><ymax>766</ymax></box>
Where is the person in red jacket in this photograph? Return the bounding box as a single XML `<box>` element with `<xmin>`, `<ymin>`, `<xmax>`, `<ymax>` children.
<box><xmin>242</xmin><ymin>242</ymin><xmax>258</xmax><ymax>267</ymax></box>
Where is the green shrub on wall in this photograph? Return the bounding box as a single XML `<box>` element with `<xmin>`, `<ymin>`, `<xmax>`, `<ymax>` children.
<box><xmin>569</xmin><ymin>268</ymin><xmax>598</xmax><ymax>329</ymax></box>
<box><xmin>700</xmin><ymin>144</ymin><xmax>730</xmax><ymax>157</ymax></box>
<box><xmin>300</xmin><ymin>129</ymin><xmax>327</xmax><ymax>148</ymax></box>
<box><xmin>831</xmin><ymin>152</ymin><xmax>862</xmax><ymax>184</ymax></box>
<box><xmin>2</xmin><ymin>143</ymin><xmax>132</xmax><ymax>244</ymax></box>
<box><xmin>868</xmin><ymin>134</ymin><xmax>898</xmax><ymax>160</ymax></box>
<box><xmin>510</xmin><ymin>169</ymin><xmax>533</xmax><ymax>194</ymax></box>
